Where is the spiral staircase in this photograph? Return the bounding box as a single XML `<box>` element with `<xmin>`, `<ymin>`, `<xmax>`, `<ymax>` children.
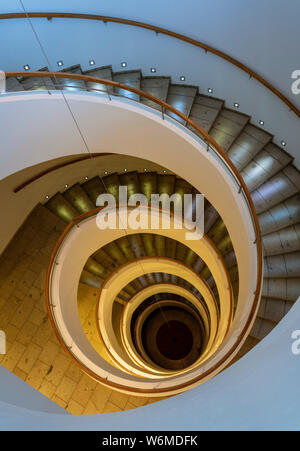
<box><xmin>0</xmin><ymin>58</ymin><xmax>299</xmax><ymax>417</ymax></box>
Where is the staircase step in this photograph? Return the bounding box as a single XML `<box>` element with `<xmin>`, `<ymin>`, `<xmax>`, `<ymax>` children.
<box><xmin>258</xmin><ymin>193</ymin><xmax>300</xmax><ymax>235</ymax></box>
<box><xmin>58</xmin><ymin>64</ymin><xmax>86</xmax><ymax>91</ymax></box>
<box><xmin>157</xmin><ymin>174</ymin><xmax>176</xmax><ymax>195</ymax></box>
<box><xmin>250</xmin><ymin>316</ymin><xmax>276</xmax><ymax>340</ymax></box>
<box><xmin>262</xmin><ymin>224</ymin><xmax>300</xmax><ymax>256</ymax></box>
<box><xmin>258</xmin><ymin>297</ymin><xmax>293</xmax><ymax>323</ymax></box>
<box><xmin>217</xmin><ymin>234</ymin><xmax>233</xmax><ymax>255</ymax></box>
<box><xmin>117</xmin><ymin>236</ymin><xmax>136</xmax><ymax>260</ymax></box>
<box><xmin>210</xmin><ymin>108</ymin><xmax>250</xmax><ymax>151</ymax></box>
<box><xmin>113</xmin><ymin>70</ymin><xmax>141</xmax><ymax>101</ymax></box>
<box><xmin>93</xmin><ymin>248</ymin><xmax>118</xmax><ymax>270</ymax></box>
<box><xmin>251</xmin><ymin>165</ymin><xmax>300</xmax><ymax>214</ymax></box>
<box><xmin>264</xmin><ymin>251</ymin><xmax>300</xmax><ymax>278</ymax></box>
<box><xmin>142</xmin><ymin>234</ymin><xmax>156</xmax><ymax>257</ymax></box>
<box><xmin>141</xmin><ymin>76</ymin><xmax>170</xmax><ymax>110</ymax></box>
<box><xmin>46</xmin><ymin>192</ymin><xmax>78</xmax><ymax>223</ymax></box>
<box><xmin>188</xmin><ymin>94</ymin><xmax>224</xmax><ymax>133</ymax></box>
<box><xmin>262</xmin><ymin>277</ymin><xmax>300</xmax><ymax>301</ymax></box>
<box><xmin>83</xmin><ymin>65</ymin><xmax>113</xmax><ymax>94</ymax></box>
<box><xmin>241</xmin><ymin>142</ymin><xmax>293</xmax><ymax>192</ymax></box>
<box><xmin>6</xmin><ymin>77</ymin><xmax>24</xmax><ymax>92</ymax></box>
<box><xmin>82</xmin><ymin>176</ymin><xmax>106</xmax><ymax>205</ymax></box>
<box><xmin>154</xmin><ymin>235</ymin><xmax>166</xmax><ymax>257</ymax></box>
<box><xmin>127</xmin><ymin>234</ymin><xmax>146</xmax><ymax>258</ymax></box>
<box><xmin>85</xmin><ymin>257</ymin><xmax>109</xmax><ymax>278</ymax></box>
<box><xmin>166</xmin><ymin>84</ymin><xmax>198</xmax><ymax>124</ymax></box>
<box><xmin>119</xmin><ymin>171</ymin><xmax>140</xmax><ymax>197</ymax></box>
<box><xmin>102</xmin><ymin>173</ymin><xmax>121</xmax><ymax>202</ymax></box>
<box><xmin>20</xmin><ymin>67</ymin><xmax>55</xmax><ymax>91</ymax></box>
<box><xmin>208</xmin><ymin>217</ymin><xmax>227</xmax><ymax>244</ymax></box>
<box><xmin>104</xmin><ymin>242</ymin><xmax>127</xmax><ymax>266</ymax></box>
<box><xmin>139</xmin><ymin>172</ymin><xmax>157</xmax><ymax>202</ymax></box>
<box><xmin>204</xmin><ymin>203</ymin><xmax>219</xmax><ymax>233</ymax></box>
<box><xmin>63</xmin><ymin>183</ymin><xmax>94</xmax><ymax>213</ymax></box>
<box><xmin>80</xmin><ymin>269</ymin><xmax>102</xmax><ymax>288</ymax></box>
<box><xmin>227</xmin><ymin>124</ymin><xmax>272</xmax><ymax>170</ymax></box>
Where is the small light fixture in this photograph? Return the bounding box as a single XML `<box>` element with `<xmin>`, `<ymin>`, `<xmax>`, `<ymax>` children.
<box><xmin>57</xmin><ymin>60</ymin><xmax>63</xmax><ymax>67</ymax></box>
<box><xmin>180</xmin><ymin>76</ymin><xmax>186</xmax><ymax>81</ymax></box>
<box><xmin>89</xmin><ymin>60</ymin><xmax>95</xmax><ymax>66</ymax></box>
<box><xmin>45</xmin><ymin>195</ymin><xmax>49</xmax><ymax>199</ymax></box>
<box><xmin>64</xmin><ymin>184</ymin><xmax>68</xmax><ymax>188</ymax></box>
<box><xmin>163</xmin><ymin>169</ymin><xmax>167</xmax><ymax>173</ymax></box>
<box><xmin>104</xmin><ymin>171</ymin><xmax>108</xmax><ymax>175</ymax></box>
<box><xmin>234</xmin><ymin>102</ymin><xmax>239</xmax><ymax>108</ymax></box>
<box><xmin>24</xmin><ymin>64</ymin><xmax>30</xmax><ymax>71</ymax></box>
<box><xmin>144</xmin><ymin>168</ymin><xmax>147</xmax><ymax>172</ymax></box>
<box><xmin>124</xmin><ymin>168</ymin><xmax>128</xmax><ymax>172</ymax></box>
<box><xmin>121</xmin><ymin>62</ymin><xmax>127</xmax><ymax>68</ymax></box>
<box><xmin>84</xmin><ymin>176</ymin><xmax>89</xmax><ymax>180</ymax></box>
<box><xmin>208</xmin><ymin>88</ymin><xmax>213</xmax><ymax>93</ymax></box>
<box><xmin>259</xmin><ymin>120</ymin><xmax>264</xmax><ymax>126</ymax></box>
<box><xmin>150</xmin><ymin>68</ymin><xmax>156</xmax><ymax>73</ymax></box>
<box><xmin>281</xmin><ymin>140</ymin><xmax>287</xmax><ymax>147</ymax></box>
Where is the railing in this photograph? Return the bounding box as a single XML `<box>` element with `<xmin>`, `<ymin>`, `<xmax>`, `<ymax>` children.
<box><xmin>45</xmin><ymin>208</ymin><xmax>234</xmax><ymax>394</ymax></box>
<box><xmin>3</xmin><ymin>70</ymin><xmax>261</xmax><ymax>391</ymax></box>
<box><xmin>1</xmin><ymin>11</ymin><xmax>299</xmax><ymax>118</ymax></box>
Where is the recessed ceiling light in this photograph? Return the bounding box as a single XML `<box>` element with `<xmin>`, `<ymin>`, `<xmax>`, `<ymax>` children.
<box><xmin>57</xmin><ymin>60</ymin><xmax>63</xmax><ymax>67</ymax></box>
<box><xmin>259</xmin><ymin>120</ymin><xmax>265</xmax><ymax>126</ymax></box>
<box><xmin>208</xmin><ymin>88</ymin><xmax>213</xmax><ymax>93</ymax></box>
<box><xmin>281</xmin><ymin>140</ymin><xmax>287</xmax><ymax>147</ymax></box>
<box><xmin>64</xmin><ymin>184</ymin><xmax>68</xmax><ymax>188</ymax></box>
<box><xmin>234</xmin><ymin>102</ymin><xmax>239</xmax><ymax>108</ymax></box>
<box><xmin>121</xmin><ymin>62</ymin><xmax>127</xmax><ymax>68</ymax></box>
<box><xmin>104</xmin><ymin>171</ymin><xmax>108</xmax><ymax>175</ymax></box>
<box><xmin>89</xmin><ymin>60</ymin><xmax>95</xmax><ymax>66</ymax></box>
<box><xmin>180</xmin><ymin>76</ymin><xmax>186</xmax><ymax>81</ymax></box>
<box><xmin>24</xmin><ymin>64</ymin><xmax>30</xmax><ymax>71</ymax></box>
<box><xmin>45</xmin><ymin>195</ymin><xmax>49</xmax><ymax>199</ymax></box>
<box><xmin>150</xmin><ymin>68</ymin><xmax>156</xmax><ymax>73</ymax></box>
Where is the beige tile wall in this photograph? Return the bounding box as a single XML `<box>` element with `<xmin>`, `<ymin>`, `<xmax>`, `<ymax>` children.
<box><xmin>0</xmin><ymin>205</ymin><xmax>165</xmax><ymax>415</ymax></box>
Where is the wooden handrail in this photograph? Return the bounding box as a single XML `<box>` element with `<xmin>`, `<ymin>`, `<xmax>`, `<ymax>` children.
<box><xmin>1</xmin><ymin>11</ymin><xmax>299</xmax><ymax>118</ymax></box>
<box><xmin>13</xmin><ymin>153</ymin><xmax>112</xmax><ymax>193</ymax></box>
<box><xmin>46</xmin><ymin>209</ymin><xmax>234</xmax><ymax>393</ymax></box>
<box><xmin>33</xmin><ymin>70</ymin><xmax>262</xmax><ymax>392</ymax></box>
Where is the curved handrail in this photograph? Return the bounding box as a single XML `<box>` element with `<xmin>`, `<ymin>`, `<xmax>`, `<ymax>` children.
<box><xmin>6</xmin><ymin>70</ymin><xmax>262</xmax><ymax>316</ymax></box>
<box><xmin>1</xmin><ymin>11</ymin><xmax>299</xmax><ymax>118</ymax></box>
<box><xmin>45</xmin><ymin>208</ymin><xmax>235</xmax><ymax>394</ymax></box>
<box><xmin>4</xmin><ymin>70</ymin><xmax>263</xmax><ymax>245</ymax></box>
<box><xmin>12</xmin><ymin>153</ymin><xmax>112</xmax><ymax>193</ymax></box>
<box><xmin>45</xmin><ymin>210</ymin><xmax>255</xmax><ymax>394</ymax></box>
<box><xmin>32</xmin><ymin>71</ymin><xmax>263</xmax><ymax>392</ymax></box>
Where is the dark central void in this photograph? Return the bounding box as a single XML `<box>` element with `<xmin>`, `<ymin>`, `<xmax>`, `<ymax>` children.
<box><xmin>156</xmin><ymin>320</ymin><xmax>193</xmax><ymax>360</ymax></box>
<box><xmin>140</xmin><ymin>305</ymin><xmax>202</xmax><ymax>370</ymax></box>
